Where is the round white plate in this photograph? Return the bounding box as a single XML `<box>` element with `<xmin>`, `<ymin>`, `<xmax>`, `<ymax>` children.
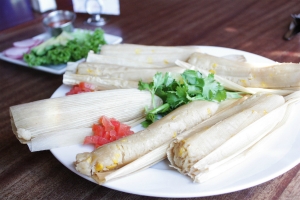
<box><xmin>50</xmin><ymin>46</ymin><xmax>300</xmax><ymax>198</ymax></box>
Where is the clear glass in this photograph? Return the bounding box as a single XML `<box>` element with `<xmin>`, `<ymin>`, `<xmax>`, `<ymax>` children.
<box><xmin>85</xmin><ymin>0</ymin><xmax>106</xmax><ymax>26</ymax></box>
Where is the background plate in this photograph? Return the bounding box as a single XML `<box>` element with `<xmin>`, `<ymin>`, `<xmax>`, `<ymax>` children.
<box><xmin>0</xmin><ymin>30</ymin><xmax>122</xmax><ymax>75</ymax></box>
<box><xmin>50</xmin><ymin>46</ymin><xmax>300</xmax><ymax>198</ymax></box>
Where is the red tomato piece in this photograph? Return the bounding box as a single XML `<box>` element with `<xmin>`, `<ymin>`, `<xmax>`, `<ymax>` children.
<box><xmin>118</xmin><ymin>124</ymin><xmax>133</xmax><ymax>136</ymax></box>
<box><xmin>103</xmin><ymin>131</ymin><xmax>110</xmax><ymax>140</ymax></box>
<box><xmin>100</xmin><ymin>116</ymin><xmax>115</xmax><ymax>132</ymax></box>
<box><xmin>83</xmin><ymin>136</ymin><xmax>96</xmax><ymax>145</ymax></box>
<box><xmin>66</xmin><ymin>82</ymin><xmax>95</xmax><ymax>95</ymax></box>
<box><xmin>110</xmin><ymin>134</ymin><xmax>117</xmax><ymax>141</ymax></box>
<box><xmin>79</xmin><ymin>82</ymin><xmax>96</xmax><ymax>91</ymax></box>
<box><xmin>109</xmin><ymin>130</ymin><xmax>117</xmax><ymax>140</ymax></box>
<box><xmin>92</xmin><ymin>124</ymin><xmax>104</xmax><ymax>136</ymax></box>
<box><xmin>84</xmin><ymin>116</ymin><xmax>134</xmax><ymax>149</ymax></box>
<box><xmin>97</xmin><ymin>137</ymin><xmax>109</xmax><ymax>145</ymax></box>
<box><xmin>110</xmin><ymin>118</ymin><xmax>120</xmax><ymax>132</ymax></box>
<box><xmin>94</xmin><ymin>137</ymin><xmax>109</xmax><ymax>148</ymax></box>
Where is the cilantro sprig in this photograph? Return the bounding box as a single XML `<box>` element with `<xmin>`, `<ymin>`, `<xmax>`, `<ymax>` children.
<box><xmin>138</xmin><ymin>70</ymin><xmax>241</xmax><ymax>127</ymax></box>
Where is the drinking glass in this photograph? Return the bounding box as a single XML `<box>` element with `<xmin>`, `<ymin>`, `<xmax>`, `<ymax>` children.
<box><xmin>85</xmin><ymin>0</ymin><xmax>106</xmax><ymax>26</ymax></box>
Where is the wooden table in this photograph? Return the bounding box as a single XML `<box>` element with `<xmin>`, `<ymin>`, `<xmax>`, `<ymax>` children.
<box><xmin>1</xmin><ymin>0</ymin><xmax>300</xmax><ymax>199</ymax></box>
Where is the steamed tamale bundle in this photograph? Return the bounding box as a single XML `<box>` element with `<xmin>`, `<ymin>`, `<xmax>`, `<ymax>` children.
<box><xmin>75</xmin><ymin>100</ymin><xmax>220</xmax><ymax>178</ymax></box>
<box><xmin>85</xmin><ymin>54</ymin><xmax>165</xmax><ymax>68</ymax></box>
<box><xmin>176</xmin><ymin>60</ymin><xmax>296</xmax><ymax>96</ymax></box>
<box><xmin>62</xmin><ymin>44</ymin><xmax>300</xmax><ymax>95</ymax></box>
<box><xmin>74</xmin><ymin>91</ymin><xmax>300</xmax><ymax>184</ymax></box>
<box><xmin>75</xmin><ymin>63</ymin><xmax>185</xmax><ymax>82</ymax></box>
<box><xmin>63</xmin><ymin>59</ymin><xmax>188</xmax><ymax>90</ymax></box>
<box><xmin>63</xmin><ymin>72</ymin><xmax>140</xmax><ymax>90</ymax></box>
<box><xmin>167</xmin><ymin>91</ymin><xmax>300</xmax><ymax>183</ymax></box>
<box><xmin>63</xmin><ymin>44</ymin><xmax>202</xmax><ymax>90</ymax></box>
<box><xmin>187</xmin><ymin>52</ymin><xmax>300</xmax><ymax>90</ymax></box>
<box><xmin>86</xmin><ymin>97</ymin><xmax>246</xmax><ymax>184</ymax></box>
<box><xmin>10</xmin><ymin>89</ymin><xmax>162</xmax><ymax>144</ymax></box>
<box><xmin>99</xmin><ymin>43</ymin><xmax>202</xmax><ymax>67</ymax></box>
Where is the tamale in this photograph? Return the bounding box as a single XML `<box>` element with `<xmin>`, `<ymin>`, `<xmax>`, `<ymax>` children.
<box><xmin>75</xmin><ymin>63</ymin><xmax>185</xmax><ymax>82</ymax></box>
<box><xmin>63</xmin><ymin>71</ymin><xmax>139</xmax><ymax>90</ymax></box>
<box><xmin>176</xmin><ymin>60</ymin><xmax>297</xmax><ymax>95</ymax></box>
<box><xmin>167</xmin><ymin>94</ymin><xmax>285</xmax><ymax>176</ymax></box>
<box><xmin>75</xmin><ymin>100</ymin><xmax>219</xmax><ymax>177</ymax></box>
<box><xmin>192</xmin><ymin>93</ymin><xmax>300</xmax><ymax>183</ymax></box>
<box><xmin>99</xmin><ymin>44</ymin><xmax>201</xmax><ymax>67</ymax></box>
<box><xmin>10</xmin><ymin>89</ymin><xmax>162</xmax><ymax>143</ymax></box>
<box><xmin>85</xmin><ymin>52</ymin><xmax>164</xmax><ymax>68</ymax></box>
<box><xmin>92</xmin><ymin>98</ymin><xmax>245</xmax><ymax>184</ymax></box>
<box><xmin>187</xmin><ymin>52</ymin><xmax>300</xmax><ymax>89</ymax></box>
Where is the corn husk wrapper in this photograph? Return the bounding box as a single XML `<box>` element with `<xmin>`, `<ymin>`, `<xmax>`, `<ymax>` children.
<box><xmin>100</xmin><ymin>44</ymin><xmax>201</xmax><ymax>54</ymax></box>
<box><xmin>93</xmin><ymin>92</ymin><xmax>298</xmax><ymax>184</ymax></box>
<box><xmin>27</xmin><ymin>116</ymin><xmax>145</xmax><ymax>152</ymax></box>
<box><xmin>27</xmin><ymin>128</ymin><xmax>92</xmax><ymax>152</ymax></box>
<box><xmin>284</xmin><ymin>90</ymin><xmax>300</xmax><ymax>101</ymax></box>
<box><xmin>221</xmin><ymin>54</ymin><xmax>246</xmax><ymax>62</ymax></box>
<box><xmin>193</xmin><ymin>99</ymin><xmax>299</xmax><ymax>183</ymax></box>
<box><xmin>91</xmin><ymin>98</ymin><xmax>244</xmax><ymax>184</ymax></box>
<box><xmin>176</xmin><ymin>60</ymin><xmax>297</xmax><ymax>96</ymax></box>
<box><xmin>192</xmin><ymin>102</ymin><xmax>286</xmax><ymax>172</ymax></box>
<box><xmin>93</xmin><ymin>141</ymin><xmax>172</xmax><ymax>184</ymax></box>
<box><xmin>86</xmin><ymin>53</ymin><xmax>164</xmax><ymax>68</ymax></box>
<box><xmin>64</xmin><ymin>46</ymin><xmax>247</xmax><ymax>91</ymax></box>
<box><xmin>240</xmin><ymin>87</ymin><xmax>296</xmax><ymax>96</ymax></box>
<box><xmin>85</xmin><ymin>49</ymin><xmax>244</xmax><ymax>70</ymax></box>
<box><xmin>63</xmin><ymin>71</ymin><xmax>139</xmax><ymax>90</ymax></box>
<box><xmin>10</xmin><ymin>89</ymin><xmax>162</xmax><ymax>143</ymax></box>
<box><xmin>99</xmin><ymin>44</ymin><xmax>201</xmax><ymax>67</ymax></box>
<box><xmin>75</xmin><ymin>100</ymin><xmax>220</xmax><ymax>177</ymax></box>
<box><xmin>187</xmin><ymin>52</ymin><xmax>300</xmax><ymax>89</ymax></box>
<box><xmin>63</xmin><ymin>55</ymin><xmax>188</xmax><ymax>89</ymax></box>
<box><xmin>167</xmin><ymin>94</ymin><xmax>285</xmax><ymax>176</ymax></box>
<box><xmin>75</xmin><ymin>63</ymin><xmax>185</xmax><ymax>82</ymax></box>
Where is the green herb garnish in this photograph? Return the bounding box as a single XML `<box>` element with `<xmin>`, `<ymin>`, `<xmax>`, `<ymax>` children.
<box><xmin>138</xmin><ymin>70</ymin><xmax>241</xmax><ymax>127</ymax></box>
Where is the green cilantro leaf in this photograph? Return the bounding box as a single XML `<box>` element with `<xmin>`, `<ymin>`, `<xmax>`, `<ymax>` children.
<box><xmin>138</xmin><ymin>69</ymin><xmax>241</xmax><ymax>127</ymax></box>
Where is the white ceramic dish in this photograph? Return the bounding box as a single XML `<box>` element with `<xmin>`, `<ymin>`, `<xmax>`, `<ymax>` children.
<box><xmin>50</xmin><ymin>46</ymin><xmax>300</xmax><ymax>198</ymax></box>
<box><xmin>0</xmin><ymin>30</ymin><xmax>122</xmax><ymax>75</ymax></box>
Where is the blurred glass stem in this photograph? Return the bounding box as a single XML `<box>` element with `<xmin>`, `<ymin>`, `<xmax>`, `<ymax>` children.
<box><xmin>85</xmin><ymin>0</ymin><xmax>106</xmax><ymax>26</ymax></box>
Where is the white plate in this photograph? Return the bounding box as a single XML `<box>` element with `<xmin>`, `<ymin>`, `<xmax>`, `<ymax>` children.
<box><xmin>50</xmin><ymin>46</ymin><xmax>300</xmax><ymax>198</ymax></box>
<box><xmin>0</xmin><ymin>30</ymin><xmax>122</xmax><ymax>75</ymax></box>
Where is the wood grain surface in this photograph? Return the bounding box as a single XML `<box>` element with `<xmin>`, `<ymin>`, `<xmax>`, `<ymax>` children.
<box><xmin>1</xmin><ymin>0</ymin><xmax>300</xmax><ymax>199</ymax></box>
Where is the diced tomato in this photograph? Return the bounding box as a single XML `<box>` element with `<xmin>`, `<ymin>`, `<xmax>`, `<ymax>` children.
<box><xmin>110</xmin><ymin>130</ymin><xmax>117</xmax><ymax>141</ymax></box>
<box><xmin>66</xmin><ymin>86</ymin><xmax>81</xmax><ymax>95</ymax></box>
<box><xmin>92</xmin><ymin>124</ymin><xmax>104</xmax><ymax>136</ymax></box>
<box><xmin>97</xmin><ymin>137</ymin><xmax>110</xmax><ymax>145</ymax></box>
<box><xmin>79</xmin><ymin>82</ymin><xmax>96</xmax><ymax>91</ymax></box>
<box><xmin>83</xmin><ymin>135</ymin><xmax>98</xmax><ymax>145</ymax></box>
<box><xmin>103</xmin><ymin>130</ymin><xmax>110</xmax><ymax>140</ymax></box>
<box><xmin>83</xmin><ymin>115</ymin><xmax>134</xmax><ymax>149</ymax></box>
<box><xmin>109</xmin><ymin>130</ymin><xmax>117</xmax><ymax>137</ymax></box>
<box><xmin>119</xmin><ymin>124</ymin><xmax>133</xmax><ymax>136</ymax></box>
<box><xmin>94</xmin><ymin>137</ymin><xmax>110</xmax><ymax>148</ymax></box>
<box><xmin>100</xmin><ymin>116</ymin><xmax>115</xmax><ymax>132</ymax></box>
<box><xmin>83</xmin><ymin>136</ymin><xmax>92</xmax><ymax>144</ymax></box>
<box><xmin>110</xmin><ymin>118</ymin><xmax>120</xmax><ymax>132</ymax></box>
<box><xmin>66</xmin><ymin>82</ymin><xmax>96</xmax><ymax>95</ymax></box>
